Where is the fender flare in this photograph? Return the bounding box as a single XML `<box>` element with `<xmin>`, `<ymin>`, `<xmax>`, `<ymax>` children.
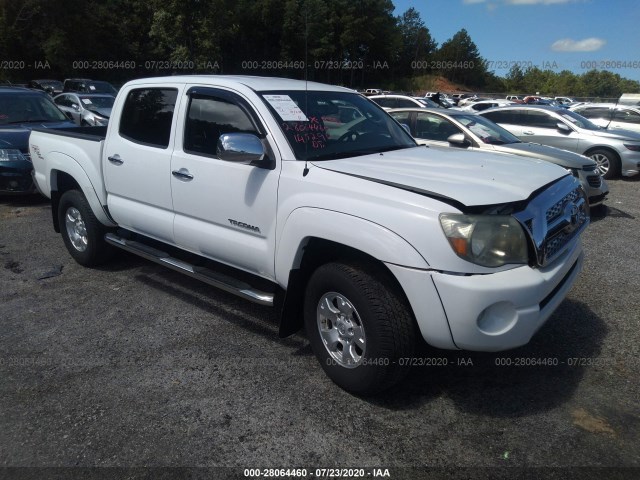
<box><xmin>275</xmin><ymin>207</ymin><xmax>429</xmax><ymax>287</ymax></box>
<box><xmin>47</xmin><ymin>152</ymin><xmax>116</xmax><ymax>228</ymax></box>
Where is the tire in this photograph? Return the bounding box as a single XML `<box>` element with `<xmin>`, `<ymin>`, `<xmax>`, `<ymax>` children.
<box><xmin>304</xmin><ymin>261</ymin><xmax>416</xmax><ymax>395</ymax></box>
<box><xmin>58</xmin><ymin>189</ymin><xmax>112</xmax><ymax>267</ymax></box>
<box><xmin>589</xmin><ymin>149</ymin><xmax>620</xmax><ymax>179</ymax></box>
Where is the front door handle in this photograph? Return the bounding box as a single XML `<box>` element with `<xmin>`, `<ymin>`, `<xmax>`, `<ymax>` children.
<box><xmin>522</xmin><ymin>130</ymin><xmax>534</xmax><ymax>135</ymax></box>
<box><xmin>107</xmin><ymin>154</ymin><xmax>123</xmax><ymax>165</ymax></box>
<box><xmin>172</xmin><ymin>168</ymin><xmax>194</xmax><ymax>181</ymax></box>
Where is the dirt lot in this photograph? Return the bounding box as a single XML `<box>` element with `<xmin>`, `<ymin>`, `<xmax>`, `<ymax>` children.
<box><xmin>1</xmin><ymin>178</ymin><xmax>639</xmax><ymax>479</ymax></box>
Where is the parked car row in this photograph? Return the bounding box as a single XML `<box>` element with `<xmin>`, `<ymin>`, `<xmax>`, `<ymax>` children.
<box><xmin>418</xmin><ymin>92</ymin><xmax>640</xmax><ymax>181</ymax></box>
<box><xmin>479</xmin><ymin>105</ymin><xmax>640</xmax><ymax>179</ymax></box>
<box><xmin>28</xmin><ymin>78</ymin><xmax>118</xmax><ymax>96</ymax></box>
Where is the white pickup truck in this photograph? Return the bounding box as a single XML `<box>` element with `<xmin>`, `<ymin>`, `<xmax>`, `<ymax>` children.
<box><xmin>30</xmin><ymin>75</ymin><xmax>589</xmax><ymax>394</ymax></box>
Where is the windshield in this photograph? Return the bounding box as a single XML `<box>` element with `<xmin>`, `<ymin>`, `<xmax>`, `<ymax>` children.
<box><xmin>259</xmin><ymin>90</ymin><xmax>416</xmax><ymax>161</ymax></box>
<box><xmin>41</xmin><ymin>80</ymin><xmax>63</xmax><ymax>89</ymax></box>
<box><xmin>80</xmin><ymin>95</ymin><xmax>115</xmax><ymax>110</ymax></box>
<box><xmin>87</xmin><ymin>81</ymin><xmax>117</xmax><ymax>95</ymax></box>
<box><xmin>416</xmin><ymin>98</ymin><xmax>439</xmax><ymax>108</ymax></box>
<box><xmin>455</xmin><ymin>114</ymin><xmax>521</xmax><ymax>145</ymax></box>
<box><xmin>556</xmin><ymin>109</ymin><xmax>601</xmax><ymax>131</ymax></box>
<box><xmin>0</xmin><ymin>93</ymin><xmax>68</xmax><ymax>124</ymax></box>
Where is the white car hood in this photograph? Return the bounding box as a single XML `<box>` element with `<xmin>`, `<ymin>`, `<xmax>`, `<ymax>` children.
<box><xmin>312</xmin><ymin>146</ymin><xmax>567</xmax><ymax>207</ymax></box>
<box><xmin>495</xmin><ymin>142</ymin><xmax>592</xmax><ymax>169</ymax></box>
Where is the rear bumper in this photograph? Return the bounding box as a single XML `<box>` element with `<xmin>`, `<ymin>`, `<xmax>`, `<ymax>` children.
<box><xmin>620</xmin><ymin>151</ymin><xmax>640</xmax><ymax>177</ymax></box>
<box><xmin>588</xmin><ymin>192</ymin><xmax>608</xmax><ymax>207</ymax></box>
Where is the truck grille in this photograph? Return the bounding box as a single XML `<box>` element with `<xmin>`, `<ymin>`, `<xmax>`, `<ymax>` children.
<box><xmin>514</xmin><ymin>176</ymin><xmax>589</xmax><ymax>267</ymax></box>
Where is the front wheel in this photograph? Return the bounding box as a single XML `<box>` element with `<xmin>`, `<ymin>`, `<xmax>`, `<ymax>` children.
<box><xmin>58</xmin><ymin>189</ymin><xmax>112</xmax><ymax>267</ymax></box>
<box><xmin>304</xmin><ymin>262</ymin><xmax>416</xmax><ymax>395</ymax></box>
<box><xmin>589</xmin><ymin>149</ymin><xmax>620</xmax><ymax>179</ymax></box>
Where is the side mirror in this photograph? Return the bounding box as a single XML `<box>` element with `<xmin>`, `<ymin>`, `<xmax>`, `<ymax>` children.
<box><xmin>400</xmin><ymin>123</ymin><xmax>411</xmax><ymax>134</ymax></box>
<box><xmin>557</xmin><ymin>122</ymin><xmax>571</xmax><ymax>133</ymax></box>
<box><xmin>217</xmin><ymin>133</ymin><xmax>268</xmax><ymax>167</ymax></box>
<box><xmin>71</xmin><ymin>104</ymin><xmax>79</xmax><ymax>110</ymax></box>
<box><xmin>447</xmin><ymin>132</ymin><xmax>470</xmax><ymax>147</ymax></box>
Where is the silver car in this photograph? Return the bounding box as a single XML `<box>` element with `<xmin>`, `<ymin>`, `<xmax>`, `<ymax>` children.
<box><xmin>479</xmin><ymin>105</ymin><xmax>640</xmax><ymax>179</ymax></box>
<box><xmin>569</xmin><ymin>103</ymin><xmax>640</xmax><ymax>135</ymax></box>
<box><xmin>53</xmin><ymin>93</ymin><xmax>114</xmax><ymax>126</ymax></box>
<box><xmin>389</xmin><ymin>107</ymin><xmax>608</xmax><ymax>206</ymax></box>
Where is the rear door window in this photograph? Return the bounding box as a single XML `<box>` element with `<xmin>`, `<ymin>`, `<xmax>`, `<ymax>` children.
<box><xmin>119</xmin><ymin>88</ymin><xmax>178</xmax><ymax>148</ymax></box>
<box><xmin>523</xmin><ymin>111</ymin><xmax>558</xmax><ymax>128</ymax></box>
<box><xmin>578</xmin><ymin>107</ymin><xmax>611</xmax><ymax>119</ymax></box>
<box><xmin>614</xmin><ymin>109</ymin><xmax>640</xmax><ymax>124</ymax></box>
<box><xmin>482</xmin><ymin>109</ymin><xmax>521</xmax><ymax>125</ymax></box>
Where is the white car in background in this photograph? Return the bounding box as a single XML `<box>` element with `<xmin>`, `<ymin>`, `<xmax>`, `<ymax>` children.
<box><xmin>54</xmin><ymin>93</ymin><xmax>114</xmax><ymax>126</ymax></box>
<box><xmin>455</xmin><ymin>99</ymin><xmax>515</xmax><ymax>112</ymax></box>
<box><xmin>570</xmin><ymin>103</ymin><xmax>640</xmax><ymax>134</ymax></box>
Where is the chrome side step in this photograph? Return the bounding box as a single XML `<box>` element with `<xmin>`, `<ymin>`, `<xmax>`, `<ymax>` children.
<box><xmin>105</xmin><ymin>233</ymin><xmax>274</xmax><ymax>306</ymax></box>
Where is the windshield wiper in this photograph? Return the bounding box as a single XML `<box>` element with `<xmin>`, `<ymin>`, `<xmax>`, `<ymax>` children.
<box><xmin>308</xmin><ymin>145</ymin><xmax>413</xmax><ymax>162</ymax></box>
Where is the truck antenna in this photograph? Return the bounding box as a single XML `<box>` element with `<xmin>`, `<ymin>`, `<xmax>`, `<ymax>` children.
<box><xmin>303</xmin><ymin>3</ymin><xmax>310</xmax><ymax>177</ymax></box>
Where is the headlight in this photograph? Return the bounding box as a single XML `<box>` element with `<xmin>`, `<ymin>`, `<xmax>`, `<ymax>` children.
<box><xmin>439</xmin><ymin>213</ymin><xmax>529</xmax><ymax>267</ymax></box>
<box><xmin>0</xmin><ymin>149</ymin><xmax>30</xmax><ymax>163</ymax></box>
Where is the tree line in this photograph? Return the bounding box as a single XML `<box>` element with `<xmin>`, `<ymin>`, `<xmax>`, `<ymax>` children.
<box><xmin>1</xmin><ymin>0</ymin><xmax>638</xmax><ymax>97</ymax></box>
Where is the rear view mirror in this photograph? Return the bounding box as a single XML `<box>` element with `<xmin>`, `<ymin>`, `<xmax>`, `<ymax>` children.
<box><xmin>217</xmin><ymin>133</ymin><xmax>272</xmax><ymax>168</ymax></box>
<box><xmin>447</xmin><ymin>132</ymin><xmax>470</xmax><ymax>147</ymax></box>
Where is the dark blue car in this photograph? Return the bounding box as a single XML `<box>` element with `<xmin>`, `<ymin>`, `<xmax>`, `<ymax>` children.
<box><xmin>0</xmin><ymin>86</ymin><xmax>76</xmax><ymax>194</ymax></box>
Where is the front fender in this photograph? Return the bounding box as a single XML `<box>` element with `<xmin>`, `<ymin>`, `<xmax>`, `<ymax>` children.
<box><xmin>275</xmin><ymin>207</ymin><xmax>429</xmax><ymax>287</ymax></box>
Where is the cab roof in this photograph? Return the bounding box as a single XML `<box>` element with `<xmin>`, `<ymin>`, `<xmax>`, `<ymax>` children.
<box><xmin>123</xmin><ymin>75</ymin><xmax>354</xmax><ymax>93</ymax></box>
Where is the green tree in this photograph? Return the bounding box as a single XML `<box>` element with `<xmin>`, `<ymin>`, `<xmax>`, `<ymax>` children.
<box><xmin>434</xmin><ymin>28</ymin><xmax>487</xmax><ymax>87</ymax></box>
<box><xmin>396</xmin><ymin>7</ymin><xmax>437</xmax><ymax>77</ymax></box>
<box><xmin>505</xmin><ymin>65</ymin><xmax>525</xmax><ymax>93</ymax></box>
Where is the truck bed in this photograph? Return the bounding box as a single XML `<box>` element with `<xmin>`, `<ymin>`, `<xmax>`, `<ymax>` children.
<box><xmin>29</xmin><ymin>126</ymin><xmax>107</xmax><ymax>203</ymax></box>
<box><xmin>31</xmin><ymin>125</ymin><xmax>107</xmax><ymax>142</ymax></box>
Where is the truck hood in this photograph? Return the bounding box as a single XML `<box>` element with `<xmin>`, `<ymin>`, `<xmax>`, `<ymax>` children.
<box><xmin>312</xmin><ymin>146</ymin><xmax>567</xmax><ymax>207</ymax></box>
<box><xmin>495</xmin><ymin>142</ymin><xmax>594</xmax><ymax>169</ymax></box>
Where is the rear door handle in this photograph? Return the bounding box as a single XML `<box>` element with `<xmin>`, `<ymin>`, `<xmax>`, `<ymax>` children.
<box><xmin>172</xmin><ymin>168</ymin><xmax>194</xmax><ymax>181</ymax></box>
<box><xmin>107</xmin><ymin>154</ymin><xmax>123</xmax><ymax>165</ymax></box>
<box><xmin>523</xmin><ymin>130</ymin><xmax>534</xmax><ymax>135</ymax></box>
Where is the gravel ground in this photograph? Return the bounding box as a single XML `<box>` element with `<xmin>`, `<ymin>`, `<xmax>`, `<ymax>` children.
<box><xmin>1</xmin><ymin>178</ymin><xmax>639</xmax><ymax>479</ymax></box>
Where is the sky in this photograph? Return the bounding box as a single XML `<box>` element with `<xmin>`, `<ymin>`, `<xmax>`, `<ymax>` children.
<box><xmin>392</xmin><ymin>0</ymin><xmax>640</xmax><ymax>81</ymax></box>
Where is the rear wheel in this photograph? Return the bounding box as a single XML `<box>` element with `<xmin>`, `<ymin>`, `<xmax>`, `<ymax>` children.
<box><xmin>58</xmin><ymin>189</ymin><xmax>112</xmax><ymax>266</ymax></box>
<box><xmin>304</xmin><ymin>261</ymin><xmax>416</xmax><ymax>395</ymax></box>
<box><xmin>589</xmin><ymin>149</ymin><xmax>620</xmax><ymax>179</ymax></box>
